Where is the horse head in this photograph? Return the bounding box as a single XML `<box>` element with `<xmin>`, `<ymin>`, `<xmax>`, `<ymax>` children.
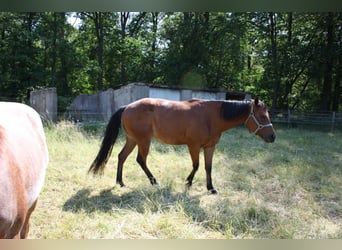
<box><xmin>244</xmin><ymin>98</ymin><xmax>276</xmax><ymax>143</ymax></box>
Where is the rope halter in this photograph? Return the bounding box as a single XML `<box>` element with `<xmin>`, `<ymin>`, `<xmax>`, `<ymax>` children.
<box><xmin>244</xmin><ymin>101</ymin><xmax>273</xmax><ymax>135</ymax></box>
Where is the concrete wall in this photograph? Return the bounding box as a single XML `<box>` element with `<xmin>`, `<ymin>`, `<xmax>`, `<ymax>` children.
<box><xmin>66</xmin><ymin>84</ymin><xmax>150</xmax><ymax>122</ymax></box>
<box><xmin>99</xmin><ymin>89</ymin><xmax>115</xmax><ymax>121</ymax></box>
<box><xmin>66</xmin><ymin>83</ymin><xmax>235</xmax><ymax>122</ymax></box>
<box><xmin>114</xmin><ymin>83</ymin><xmax>149</xmax><ymax>109</ymax></box>
<box><xmin>30</xmin><ymin>87</ymin><xmax>57</xmax><ymax>122</ymax></box>
<box><xmin>149</xmin><ymin>87</ymin><xmax>180</xmax><ymax>100</ymax></box>
<box><xmin>67</xmin><ymin>92</ymin><xmax>101</xmax><ymax>121</ymax></box>
<box><xmin>149</xmin><ymin>86</ymin><xmax>226</xmax><ymax>101</ymax></box>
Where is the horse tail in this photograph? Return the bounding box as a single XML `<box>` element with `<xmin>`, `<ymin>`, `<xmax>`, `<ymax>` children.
<box><xmin>88</xmin><ymin>106</ymin><xmax>126</xmax><ymax>175</ymax></box>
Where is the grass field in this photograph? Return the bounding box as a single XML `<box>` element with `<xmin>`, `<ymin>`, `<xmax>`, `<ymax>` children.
<box><xmin>29</xmin><ymin>122</ymin><xmax>341</xmax><ymax>239</ymax></box>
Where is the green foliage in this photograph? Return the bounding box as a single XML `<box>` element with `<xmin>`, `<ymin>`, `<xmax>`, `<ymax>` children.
<box><xmin>180</xmin><ymin>71</ymin><xmax>206</xmax><ymax>88</ymax></box>
<box><xmin>0</xmin><ymin>12</ymin><xmax>341</xmax><ymax>111</ymax></box>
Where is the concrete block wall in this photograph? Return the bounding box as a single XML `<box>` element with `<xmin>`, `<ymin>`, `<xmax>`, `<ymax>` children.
<box><xmin>30</xmin><ymin>87</ymin><xmax>58</xmax><ymax>122</ymax></box>
<box><xmin>64</xmin><ymin>83</ymin><xmax>236</xmax><ymax>122</ymax></box>
<box><xmin>150</xmin><ymin>86</ymin><xmax>226</xmax><ymax>101</ymax></box>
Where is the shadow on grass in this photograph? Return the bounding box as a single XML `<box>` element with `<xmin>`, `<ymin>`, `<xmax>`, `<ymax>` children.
<box><xmin>62</xmin><ymin>186</ymin><xmax>281</xmax><ymax>238</ymax></box>
<box><xmin>62</xmin><ymin>185</ymin><xmax>205</xmax><ymax>218</ymax></box>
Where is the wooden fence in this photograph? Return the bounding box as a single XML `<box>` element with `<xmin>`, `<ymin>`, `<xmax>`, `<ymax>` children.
<box><xmin>271</xmin><ymin>110</ymin><xmax>342</xmax><ymax>131</ymax></box>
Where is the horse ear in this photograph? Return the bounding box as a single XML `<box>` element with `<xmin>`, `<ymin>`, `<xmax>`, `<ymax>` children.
<box><xmin>255</xmin><ymin>97</ymin><xmax>259</xmax><ymax>105</ymax></box>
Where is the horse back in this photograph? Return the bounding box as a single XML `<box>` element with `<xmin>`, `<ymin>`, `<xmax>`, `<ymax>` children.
<box><xmin>122</xmin><ymin>98</ymin><xmax>222</xmax><ymax>145</ymax></box>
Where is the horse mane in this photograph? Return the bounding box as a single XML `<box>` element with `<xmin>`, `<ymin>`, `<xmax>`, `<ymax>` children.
<box><xmin>220</xmin><ymin>100</ymin><xmax>250</xmax><ymax>121</ymax></box>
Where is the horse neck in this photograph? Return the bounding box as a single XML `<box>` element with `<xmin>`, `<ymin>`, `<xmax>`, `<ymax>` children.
<box><xmin>218</xmin><ymin>100</ymin><xmax>250</xmax><ymax>132</ymax></box>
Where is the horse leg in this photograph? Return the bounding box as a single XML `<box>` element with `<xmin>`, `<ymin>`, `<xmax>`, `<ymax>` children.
<box><xmin>20</xmin><ymin>200</ymin><xmax>37</xmax><ymax>239</ymax></box>
<box><xmin>185</xmin><ymin>145</ymin><xmax>200</xmax><ymax>187</ymax></box>
<box><xmin>136</xmin><ymin>141</ymin><xmax>157</xmax><ymax>185</ymax></box>
<box><xmin>117</xmin><ymin>137</ymin><xmax>137</xmax><ymax>187</ymax></box>
<box><xmin>5</xmin><ymin>212</ymin><xmax>25</xmax><ymax>239</ymax></box>
<box><xmin>204</xmin><ymin>146</ymin><xmax>217</xmax><ymax>194</ymax></box>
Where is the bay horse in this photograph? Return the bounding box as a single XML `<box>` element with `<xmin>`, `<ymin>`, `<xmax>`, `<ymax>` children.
<box><xmin>89</xmin><ymin>97</ymin><xmax>275</xmax><ymax>194</ymax></box>
<box><xmin>0</xmin><ymin>102</ymin><xmax>48</xmax><ymax>239</ymax></box>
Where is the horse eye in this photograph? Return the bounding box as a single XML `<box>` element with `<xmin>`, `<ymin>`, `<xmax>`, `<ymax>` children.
<box><xmin>261</xmin><ymin>115</ymin><xmax>267</xmax><ymax>121</ymax></box>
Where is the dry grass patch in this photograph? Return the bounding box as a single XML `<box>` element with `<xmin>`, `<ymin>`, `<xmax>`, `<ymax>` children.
<box><xmin>29</xmin><ymin>123</ymin><xmax>341</xmax><ymax>238</ymax></box>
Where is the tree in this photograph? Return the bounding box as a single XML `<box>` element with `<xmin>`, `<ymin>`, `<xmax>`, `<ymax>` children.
<box><xmin>0</xmin><ymin>13</ymin><xmax>43</xmax><ymax>100</ymax></box>
<box><xmin>0</xmin><ymin>12</ymin><xmax>340</xmax><ymax>112</ymax></box>
<box><xmin>161</xmin><ymin>12</ymin><xmax>211</xmax><ymax>87</ymax></box>
<box><xmin>320</xmin><ymin>13</ymin><xmax>336</xmax><ymax>111</ymax></box>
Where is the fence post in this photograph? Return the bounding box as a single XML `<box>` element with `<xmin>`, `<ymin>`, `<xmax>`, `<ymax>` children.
<box><xmin>331</xmin><ymin>112</ymin><xmax>336</xmax><ymax>132</ymax></box>
<box><xmin>287</xmin><ymin>109</ymin><xmax>291</xmax><ymax>128</ymax></box>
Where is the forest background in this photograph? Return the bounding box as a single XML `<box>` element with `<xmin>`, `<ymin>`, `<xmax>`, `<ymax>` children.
<box><xmin>0</xmin><ymin>12</ymin><xmax>341</xmax><ymax>112</ymax></box>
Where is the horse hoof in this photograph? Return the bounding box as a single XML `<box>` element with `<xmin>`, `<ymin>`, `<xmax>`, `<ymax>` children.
<box><xmin>209</xmin><ymin>189</ymin><xmax>218</xmax><ymax>195</ymax></box>
<box><xmin>150</xmin><ymin>177</ymin><xmax>158</xmax><ymax>185</ymax></box>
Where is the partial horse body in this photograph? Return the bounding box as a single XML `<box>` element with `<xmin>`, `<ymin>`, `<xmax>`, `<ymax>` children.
<box><xmin>89</xmin><ymin>98</ymin><xmax>275</xmax><ymax>194</ymax></box>
<box><xmin>0</xmin><ymin>102</ymin><xmax>48</xmax><ymax>239</ymax></box>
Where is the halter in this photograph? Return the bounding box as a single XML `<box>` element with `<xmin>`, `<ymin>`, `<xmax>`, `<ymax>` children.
<box><xmin>244</xmin><ymin>101</ymin><xmax>273</xmax><ymax>135</ymax></box>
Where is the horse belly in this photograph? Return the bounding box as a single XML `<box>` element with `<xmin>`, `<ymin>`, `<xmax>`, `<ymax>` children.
<box><xmin>153</xmin><ymin>132</ymin><xmax>186</xmax><ymax>145</ymax></box>
<box><xmin>152</xmin><ymin>121</ymin><xmax>190</xmax><ymax>145</ymax></box>
<box><xmin>152</xmin><ymin>117</ymin><xmax>203</xmax><ymax>145</ymax></box>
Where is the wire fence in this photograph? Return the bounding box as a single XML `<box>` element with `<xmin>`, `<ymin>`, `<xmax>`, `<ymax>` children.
<box><xmin>271</xmin><ymin>110</ymin><xmax>342</xmax><ymax>131</ymax></box>
<box><xmin>63</xmin><ymin>109</ymin><xmax>342</xmax><ymax>132</ymax></box>
<box><xmin>1</xmin><ymin>95</ymin><xmax>341</xmax><ymax>132</ymax></box>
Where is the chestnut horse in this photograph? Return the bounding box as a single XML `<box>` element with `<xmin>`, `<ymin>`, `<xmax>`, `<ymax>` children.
<box><xmin>0</xmin><ymin>102</ymin><xmax>48</xmax><ymax>239</ymax></box>
<box><xmin>89</xmin><ymin>98</ymin><xmax>275</xmax><ymax>194</ymax></box>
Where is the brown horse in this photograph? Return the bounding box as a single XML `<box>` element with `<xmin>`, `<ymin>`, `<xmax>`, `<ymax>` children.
<box><xmin>89</xmin><ymin>97</ymin><xmax>275</xmax><ymax>194</ymax></box>
<box><xmin>0</xmin><ymin>102</ymin><xmax>49</xmax><ymax>239</ymax></box>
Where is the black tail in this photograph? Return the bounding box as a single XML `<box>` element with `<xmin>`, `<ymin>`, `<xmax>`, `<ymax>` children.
<box><xmin>89</xmin><ymin>106</ymin><xmax>126</xmax><ymax>175</ymax></box>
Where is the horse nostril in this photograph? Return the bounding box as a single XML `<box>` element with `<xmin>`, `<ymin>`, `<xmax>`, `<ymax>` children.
<box><xmin>270</xmin><ymin>134</ymin><xmax>276</xmax><ymax>142</ymax></box>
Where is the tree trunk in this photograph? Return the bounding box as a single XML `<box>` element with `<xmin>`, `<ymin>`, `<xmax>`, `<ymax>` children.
<box><xmin>320</xmin><ymin>13</ymin><xmax>334</xmax><ymax>111</ymax></box>
<box><xmin>94</xmin><ymin>12</ymin><xmax>104</xmax><ymax>91</ymax></box>
<box><xmin>283</xmin><ymin>13</ymin><xmax>293</xmax><ymax>108</ymax></box>
<box><xmin>332</xmin><ymin>14</ymin><xmax>341</xmax><ymax>111</ymax></box>
<box><xmin>120</xmin><ymin>12</ymin><xmax>129</xmax><ymax>84</ymax></box>
<box><xmin>51</xmin><ymin>13</ymin><xmax>57</xmax><ymax>87</ymax></box>
<box><xmin>59</xmin><ymin>13</ymin><xmax>69</xmax><ymax>95</ymax></box>
<box><xmin>269</xmin><ymin>13</ymin><xmax>281</xmax><ymax>110</ymax></box>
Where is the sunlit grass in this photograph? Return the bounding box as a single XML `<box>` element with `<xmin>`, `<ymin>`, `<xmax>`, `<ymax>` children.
<box><xmin>29</xmin><ymin>122</ymin><xmax>341</xmax><ymax>238</ymax></box>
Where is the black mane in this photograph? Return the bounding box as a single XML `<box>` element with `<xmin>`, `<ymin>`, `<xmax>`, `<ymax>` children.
<box><xmin>220</xmin><ymin>100</ymin><xmax>250</xmax><ymax>121</ymax></box>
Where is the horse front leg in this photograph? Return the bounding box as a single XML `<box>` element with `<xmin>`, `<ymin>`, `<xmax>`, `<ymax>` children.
<box><xmin>186</xmin><ymin>145</ymin><xmax>200</xmax><ymax>187</ymax></box>
<box><xmin>136</xmin><ymin>140</ymin><xmax>157</xmax><ymax>185</ymax></box>
<box><xmin>204</xmin><ymin>146</ymin><xmax>217</xmax><ymax>194</ymax></box>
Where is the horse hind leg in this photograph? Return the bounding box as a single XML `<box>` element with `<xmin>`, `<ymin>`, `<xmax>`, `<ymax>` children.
<box><xmin>136</xmin><ymin>141</ymin><xmax>157</xmax><ymax>185</ymax></box>
<box><xmin>20</xmin><ymin>200</ymin><xmax>37</xmax><ymax>239</ymax></box>
<box><xmin>0</xmin><ymin>217</ymin><xmax>14</xmax><ymax>239</ymax></box>
<box><xmin>117</xmin><ymin>137</ymin><xmax>137</xmax><ymax>187</ymax></box>
<box><xmin>4</xmin><ymin>212</ymin><xmax>25</xmax><ymax>239</ymax></box>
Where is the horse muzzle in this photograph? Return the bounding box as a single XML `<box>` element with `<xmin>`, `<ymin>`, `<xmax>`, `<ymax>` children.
<box><xmin>264</xmin><ymin>132</ymin><xmax>276</xmax><ymax>143</ymax></box>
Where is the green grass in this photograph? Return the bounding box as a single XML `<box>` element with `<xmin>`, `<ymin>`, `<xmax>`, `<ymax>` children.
<box><xmin>29</xmin><ymin>122</ymin><xmax>342</xmax><ymax>239</ymax></box>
